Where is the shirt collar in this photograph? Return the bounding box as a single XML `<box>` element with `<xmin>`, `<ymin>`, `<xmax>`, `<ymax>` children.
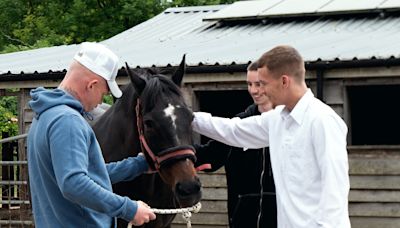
<box><xmin>280</xmin><ymin>89</ymin><xmax>314</xmax><ymax>125</ymax></box>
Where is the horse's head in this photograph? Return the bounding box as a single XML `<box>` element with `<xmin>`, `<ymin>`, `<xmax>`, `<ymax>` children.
<box><xmin>125</xmin><ymin>55</ymin><xmax>201</xmax><ymax>207</ymax></box>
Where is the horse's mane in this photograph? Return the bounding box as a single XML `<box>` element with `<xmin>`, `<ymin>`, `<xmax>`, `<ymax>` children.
<box><xmin>141</xmin><ymin>74</ymin><xmax>183</xmax><ymax>113</ymax></box>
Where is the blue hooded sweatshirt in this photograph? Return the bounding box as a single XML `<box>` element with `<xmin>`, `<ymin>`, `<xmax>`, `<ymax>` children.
<box><xmin>27</xmin><ymin>87</ymin><xmax>148</xmax><ymax>228</ymax></box>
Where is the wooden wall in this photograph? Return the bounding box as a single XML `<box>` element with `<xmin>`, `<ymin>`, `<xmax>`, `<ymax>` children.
<box><xmin>173</xmin><ymin>169</ymin><xmax>228</xmax><ymax>228</ymax></box>
<box><xmin>348</xmin><ymin>146</ymin><xmax>400</xmax><ymax>228</ymax></box>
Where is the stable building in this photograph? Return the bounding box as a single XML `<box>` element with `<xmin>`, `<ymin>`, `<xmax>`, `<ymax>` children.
<box><xmin>1</xmin><ymin>0</ymin><xmax>400</xmax><ymax>227</ymax></box>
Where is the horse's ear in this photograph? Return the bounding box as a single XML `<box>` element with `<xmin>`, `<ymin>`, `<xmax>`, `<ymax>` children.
<box><xmin>125</xmin><ymin>62</ymin><xmax>146</xmax><ymax>95</ymax></box>
<box><xmin>171</xmin><ymin>54</ymin><xmax>186</xmax><ymax>86</ymax></box>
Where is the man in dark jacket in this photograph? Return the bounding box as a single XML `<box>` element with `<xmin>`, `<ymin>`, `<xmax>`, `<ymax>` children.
<box><xmin>195</xmin><ymin>61</ymin><xmax>277</xmax><ymax>228</ymax></box>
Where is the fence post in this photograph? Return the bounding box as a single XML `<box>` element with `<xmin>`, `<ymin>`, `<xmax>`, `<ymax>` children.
<box><xmin>1</xmin><ymin>132</ymin><xmax>15</xmax><ymax>209</ymax></box>
<box><xmin>18</xmin><ymin>88</ymin><xmax>32</xmax><ymax>221</ymax></box>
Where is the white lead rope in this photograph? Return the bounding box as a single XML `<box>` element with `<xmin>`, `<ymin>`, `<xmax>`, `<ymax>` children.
<box><xmin>127</xmin><ymin>202</ymin><xmax>202</xmax><ymax>228</ymax></box>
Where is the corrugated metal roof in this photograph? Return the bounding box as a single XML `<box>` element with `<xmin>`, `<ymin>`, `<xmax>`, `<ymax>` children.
<box><xmin>261</xmin><ymin>0</ymin><xmax>331</xmax><ymax>16</ymax></box>
<box><xmin>318</xmin><ymin>0</ymin><xmax>388</xmax><ymax>12</ymax></box>
<box><xmin>204</xmin><ymin>0</ymin><xmax>400</xmax><ymax>20</ymax></box>
<box><xmin>0</xmin><ymin>44</ymin><xmax>80</xmax><ymax>75</ymax></box>
<box><xmin>202</xmin><ymin>0</ymin><xmax>282</xmax><ymax>20</ymax></box>
<box><xmin>1</xmin><ymin>3</ymin><xmax>400</xmax><ymax>75</ymax></box>
<box><xmin>381</xmin><ymin>0</ymin><xmax>400</xmax><ymax>8</ymax></box>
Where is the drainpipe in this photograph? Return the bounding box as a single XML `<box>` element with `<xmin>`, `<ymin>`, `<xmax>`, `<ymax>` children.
<box><xmin>316</xmin><ymin>69</ymin><xmax>324</xmax><ymax>102</ymax></box>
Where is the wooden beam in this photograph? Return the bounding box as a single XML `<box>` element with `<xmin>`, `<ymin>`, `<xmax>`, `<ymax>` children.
<box><xmin>350</xmin><ymin>203</ymin><xmax>400</xmax><ymax>217</ymax></box>
<box><xmin>349</xmin><ymin>190</ymin><xmax>400</xmax><ymax>203</ymax></box>
<box><xmin>350</xmin><ymin>176</ymin><xmax>400</xmax><ymax>190</ymax></box>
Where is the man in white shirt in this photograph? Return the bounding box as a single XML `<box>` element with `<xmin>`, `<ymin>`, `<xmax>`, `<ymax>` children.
<box><xmin>192</xmin><ymin>45</ymin><xmax>351</xmax><ymax>228</ymax></box>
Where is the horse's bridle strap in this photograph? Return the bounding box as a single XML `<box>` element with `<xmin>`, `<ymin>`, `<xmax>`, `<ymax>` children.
<box><xmin>195</xmin><ymin>163</ymin><xmax>212</xmax><ymax>171</ymax></box>
<box><xmin>157</xmin><ymin>149</ymin><xmax>196</xmax><ymax>165</ymax></box>
<box><xmin>139</xmin><ymin>135</ymin><xmax>156</xmax><ymax>162</ymax></box>
<box><xmin>139</xmin><ymin>135</ymin><xmax>196</xmax><ymax>170</ymax></box>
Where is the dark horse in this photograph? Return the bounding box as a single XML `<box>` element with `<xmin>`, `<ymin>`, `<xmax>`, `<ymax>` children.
<box><xmin>91</xmin><ymin>56</ymin><xmax>202</xmax><ymax>228</ymax></box>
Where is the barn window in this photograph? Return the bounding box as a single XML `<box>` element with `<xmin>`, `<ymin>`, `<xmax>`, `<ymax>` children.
<box><xmin>347</xmin><ymin>85</ymin><xmax>400</xmax><ymax>145</ymax></box>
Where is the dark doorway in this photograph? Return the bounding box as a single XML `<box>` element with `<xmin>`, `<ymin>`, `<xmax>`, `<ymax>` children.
<box><xmin>348</xmin><ymin>85</ymin><xmax>400</xmax><ymax>145</ymax></box>
<box><xmin>196</xmin><ymin>90</ymin><xmax>253</xmax><ymax>143</ymax></box>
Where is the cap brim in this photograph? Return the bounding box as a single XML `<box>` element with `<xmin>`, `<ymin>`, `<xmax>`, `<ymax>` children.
<box><xmin>107</xmin><ymin>80</ymin><xmax>122</xmax><ymax>98</ymax></box>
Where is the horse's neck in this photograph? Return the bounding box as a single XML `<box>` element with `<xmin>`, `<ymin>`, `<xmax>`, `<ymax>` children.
<box><xmin>93</xmin><ymin>98</ymin><xmax>141</xmax><ymax>162</ymax></box>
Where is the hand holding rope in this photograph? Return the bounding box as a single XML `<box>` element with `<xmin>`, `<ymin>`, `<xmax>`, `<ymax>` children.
<box><xmin>127</xmin><ymin>202</ymin><xmax>202</xmax><ymax>228</ymax></box>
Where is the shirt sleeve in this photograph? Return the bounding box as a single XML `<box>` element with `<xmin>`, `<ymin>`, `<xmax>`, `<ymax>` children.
<box><xmin>106</xmin><ymin>155</ymin><xmax>148</xmax><ymax>184</ymax></box>
<box><xmin>311</xmin><ymin>114</ymin><xmax>350</xmax><ymax>227</ymax></box>
<box><xmin>192</xmin><ymin>112</ymin><xmax>269</xmax><ymax>149</ymax></box>
<box><xmin>49</xmin><ymin>114</ymin><xmax>137</xmax><ymax>222</ymax></box>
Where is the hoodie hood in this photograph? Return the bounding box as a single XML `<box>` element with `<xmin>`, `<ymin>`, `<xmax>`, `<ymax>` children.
<box><xmin>29</xmin><ymin>87</ymin><xmax>84</xmax><ymax>117</ymax></box>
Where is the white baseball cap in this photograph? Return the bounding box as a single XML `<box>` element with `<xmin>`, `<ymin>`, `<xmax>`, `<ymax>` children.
<box><xmin>74</xmin><ymin>42</ymin><xmax>122</xmax><ymax>98</ymax></box>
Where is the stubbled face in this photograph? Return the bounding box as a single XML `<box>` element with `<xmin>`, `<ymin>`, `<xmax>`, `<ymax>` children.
<box><xmin>247</xmin><ymin>70</ymin><xmax>270</xmax><ymax>107</ymax></box>
<box><xmin>257</xmin><ymin>66</ymin><xmax>282</xmax><ymax>109</ymax></box>
<box><xmin>142</xmin><ymin>94</ymin><xmax>201</xmax><ymax>207</ymax></box>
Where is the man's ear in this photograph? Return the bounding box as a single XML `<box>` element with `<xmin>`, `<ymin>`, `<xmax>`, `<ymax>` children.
<box><xmin>282</xmin><ymin>75</ymin><xmax>290</xmax><ymax>88</ymax></box>
<box><xmin>87</xmin><ymin>79</ymin><xmax>99</xmax><ymax>90</ymax></box>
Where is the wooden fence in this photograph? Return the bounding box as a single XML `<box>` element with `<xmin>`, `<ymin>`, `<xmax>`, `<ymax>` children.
<box><xmin>0</xmin><ymin>134</ymin><xmax>32</xmax><ymax>227</ymax></box>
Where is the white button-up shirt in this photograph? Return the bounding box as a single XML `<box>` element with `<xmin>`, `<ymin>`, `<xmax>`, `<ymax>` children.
<box><xmin>193</xmin><ymin>89</ymin><xmax>351</xmax><ymax>228</ymax></box>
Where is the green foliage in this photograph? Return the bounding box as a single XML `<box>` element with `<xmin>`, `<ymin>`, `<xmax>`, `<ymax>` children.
<box><xmin>103</xmin><ymin>94</ymin><xmax>114</xmax><ymax>105</ymax></box>
<box><xmin>0</xmin><ymin>0</ymin><xmax>239</xmax><ymax>53</ymax></box>
<box><xmin>0</xmin><ymin>96</ymin><xmax>18</xmax><ymax>137</ymax></box>
<box><xmin>170</xmin><ymin>0</ymin><xmax>236</xmax><ymax>6</ymax></box>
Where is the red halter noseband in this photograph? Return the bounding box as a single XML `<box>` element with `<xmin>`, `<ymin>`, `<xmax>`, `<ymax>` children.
<box><xmin>135</xmin><ymin>99</ymin><xmax>197</xmax><ymax>171</ymax></box>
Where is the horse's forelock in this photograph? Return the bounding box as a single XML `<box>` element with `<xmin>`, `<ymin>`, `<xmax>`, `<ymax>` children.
<box><xmin>141</xmin><ymin>75</ymin><xmax>183</xmax><ymax>112</ymax></box>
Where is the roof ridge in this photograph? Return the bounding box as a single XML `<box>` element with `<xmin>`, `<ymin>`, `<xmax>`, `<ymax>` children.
<box><xmin>164</xmin><ymin>4</ymin><xmax>227</xmax><ymax>13</ymax></box>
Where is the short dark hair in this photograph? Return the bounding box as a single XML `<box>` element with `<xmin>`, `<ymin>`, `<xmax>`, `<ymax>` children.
<box><xmin>258</xmin><ymin>45</ymin><xmax>305</xmax><ymax>81</ymax></box>
<box><xmin>247</xmin><ymin>61</ymin><xmax>258</xmax><ymax>71</ymax></box>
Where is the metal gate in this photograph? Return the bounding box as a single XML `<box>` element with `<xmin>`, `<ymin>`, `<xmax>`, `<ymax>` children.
<box><xmin>0</xmin><ymin>134</ymin><xmax>33</xmax><ymax>227</ymax></box>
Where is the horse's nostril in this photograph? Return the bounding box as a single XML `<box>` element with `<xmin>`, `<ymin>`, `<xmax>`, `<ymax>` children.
<box><xmin>175</xmin><ymin>181</ymin><xmax>201</xmax><ymax>196</ymax></box>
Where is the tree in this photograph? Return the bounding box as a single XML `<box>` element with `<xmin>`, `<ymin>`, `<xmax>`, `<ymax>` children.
<box><xmin>0</xmin><ymin>0</ymin><xmax>238</xmax><ymax>53</ymax></box>
<box><xmin>0</xmin><ymin>95</ymin><xmax>18</xmax><ymax>138</ymax></box>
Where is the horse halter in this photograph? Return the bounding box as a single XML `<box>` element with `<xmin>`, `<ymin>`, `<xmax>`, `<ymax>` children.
<box><xmin>135</xmin><ymin>99</ymin><xmax>197</xmax><ymax>171</ymax></box>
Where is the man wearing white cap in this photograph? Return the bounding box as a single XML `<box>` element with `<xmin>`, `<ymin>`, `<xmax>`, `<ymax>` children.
<box><xmin>27</xmin><ymin>42</ymin><xmax>156</xmax><ymax>227</ymax></box>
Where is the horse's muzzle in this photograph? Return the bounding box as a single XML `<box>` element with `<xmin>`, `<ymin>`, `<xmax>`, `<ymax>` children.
<box><xmin>175</xmin><ymin>176</ymin><xmax>202</xmax><ymax>207</ymax></box>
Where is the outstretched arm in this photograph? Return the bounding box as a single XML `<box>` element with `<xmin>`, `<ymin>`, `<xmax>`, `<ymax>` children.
<box><xmin>192</xmin><ymin>112</ymin><xmax>269</xmax><ymax>149</ymax></box>
<box><xmin>106</xmin><ymin>155</ymin><xmax>149</xmax><ymax>184</ymax></box>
